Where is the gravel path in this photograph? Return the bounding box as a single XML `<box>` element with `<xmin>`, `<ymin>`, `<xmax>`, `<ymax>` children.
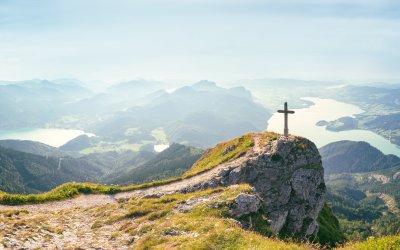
<box><xmin>0</xmin><ymin>134</ymin><xmax>266</xmax><ymax>212</ymax></box>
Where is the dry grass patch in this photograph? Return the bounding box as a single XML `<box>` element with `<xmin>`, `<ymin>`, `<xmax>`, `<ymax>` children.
<box><xmin>183</xmin><ymin>133</ymin><xmax>255</xmax><ymax>178</ymax></box>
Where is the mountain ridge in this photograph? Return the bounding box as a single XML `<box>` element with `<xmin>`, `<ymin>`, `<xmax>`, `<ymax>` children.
<box><xmin>0</xmin><ymin>139</ymin><xmax>67</xmax><ymax>157</ymax></box>
<box><xmin>320</xmin><ymin>140</ymin><xmax>400</xmax><ymax>174</ymax></box>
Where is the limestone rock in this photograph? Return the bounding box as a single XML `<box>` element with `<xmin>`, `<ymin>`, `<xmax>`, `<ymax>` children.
<box><xmin>181</xmin><ymin>134</ymin><xmax>325</xmax><ymax>238</ymax></box>
<box><xmin>230</xmin><ymin>193</ymin><xmax>261</xmax><ymax>217</ymax></box>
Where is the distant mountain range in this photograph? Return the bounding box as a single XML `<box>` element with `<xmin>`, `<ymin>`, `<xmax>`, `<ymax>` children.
<box><xmin>0</xmin><ymin>79</ymin><xmax>95</xmax><ymax>128</ymax></box>
<box><xmin>92</xmin><ymin>81</ymin><xmax>270</xmax><ymax>148</ymax></box>
<box><xmin>0</xmin><ymin>79</ymin><xmax>270</xmax><ymax>151</ymax></box>
<box><xmin>69</xmin><ymin>79</ymin><xmax>168</xmax><ymax>115</ymax></box>
<box><xmin>0</xmin><ymin>139</ymin><xmax>67</xmax><ymax>157</ymax></box>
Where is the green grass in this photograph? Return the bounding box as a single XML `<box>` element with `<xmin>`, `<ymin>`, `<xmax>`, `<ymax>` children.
<box><xmin>80</xmin><ymin>140</ymin><xmax>143</xmax><ymax>154</ymax></box>
<box><xmin>0</xmin><ymin>171</ymin><xmax>185</xmax><ymax>205</ymax></box>
<box><xmin>316</xmin><ymin>203</ymin><xmax>346</xmax><ymax>247</ymax></box>
<box><xmin>0</xmin><ymin>180</ymin><xmax>181</xmax><ymax>205</ymax></box>
<box><xmin>337</xmin><ymin>235</ymin><xmax>400</xmax><ymax>250</ymax></box>
<box><xmin>182</xmin><ymin>133</ymin><xmax>255</xmax><ymax>178</ymax></box>
<box><xmin>238</xmin><ymin>206</ymin><xmax>275</xmax><ymax>237</ymax></box>
<box><xmin>259</xmin><ymin>132</ymin><xmax>280</xmax><ymax>146</ymax></box>
<box><xmin>0</xmin><ymin>182</ymin><xmax>119</xmax><ymax>205</ymax></box>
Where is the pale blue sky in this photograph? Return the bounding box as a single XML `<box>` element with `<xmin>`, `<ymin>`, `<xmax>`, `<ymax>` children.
<box><xmin>0</xmin><ymin>0</ymin><xmax>399</xmax><ymax>83</ymax></box>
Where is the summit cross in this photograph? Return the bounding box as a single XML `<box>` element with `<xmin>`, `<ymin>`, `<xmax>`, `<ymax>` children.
<box><xmin>277</xmin><ymin>102</ymin><xmax>295</xmax><ymax>137</ymax></box>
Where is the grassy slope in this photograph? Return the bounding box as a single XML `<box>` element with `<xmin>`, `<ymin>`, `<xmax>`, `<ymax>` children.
<box><xmin>182</xmin><ymin>133</ymin><xmax>255</xmax><ymax>177</ymax></box>
<box><xmin>317</xmin><ymin>203</ymin><xmax>346</xmax><ymax>247</ymax></box>
<box><xmin>1</xmin><ymin>183</ymin><xmax>398</xmax><ymax>249</ymax></box>
<box><xmin>129</xmin><ymin>184</ymin><xmax>311</xmax><ymax>250</ymax></box>
<box><xmin>0</xmin><ymin>181</ymin><xmax>176</xmax><ymax>205</ymax></box>
<box><xmin>0</xmin><ymin>184</ymin><xmax>314</xmax><ymax>249</ymax></box>
<box><xmin>183</xmin><ymin>132</ymin><xmax>279</xmax><ymax>178</ymax></box>
<box><xmin>338</xmin><ymin>235</ymin><xmax>400</xmax><ymax>250</ymax></box>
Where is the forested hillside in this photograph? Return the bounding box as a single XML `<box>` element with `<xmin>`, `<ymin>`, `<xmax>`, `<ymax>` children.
<box><xmin>109</xmin><ymin>143</ymin><xmax>203</xmax><ymax>185</ymax></box>
<box><xmin>0</xmin><ymin>146</ymin><xmax>104</xmax><ymax>193</ymax></box>
<box><xmin>322</xmin><ymin>141</ymin><xmax>400</xmax><ymax>240</ymax></box>
<box><xmin>0</xmin><ymin>141</ymin><xmax>203</xmax><ymax>195</ymax></box>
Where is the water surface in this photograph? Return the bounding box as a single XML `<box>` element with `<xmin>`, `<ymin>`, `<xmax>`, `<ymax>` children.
<box><xmin>0</xmin><ymin>128</ymin><xmax>93</xmax><ymax>148</ymax></box>
<box><xmin>154</xmin><ymin>144</ymin><xmax>169</xmax><ymax>152</ymax></box>
<box><xmin>267</xmin><ymin>97</ymin><xmax>400</xmax><ymax>156</ymax></box>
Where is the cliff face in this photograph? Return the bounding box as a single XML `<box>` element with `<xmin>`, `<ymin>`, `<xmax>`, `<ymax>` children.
<box><xmin>181</xmin><ymin>134</ymin><xmax>325</xmax><ymax>237</ymax></box>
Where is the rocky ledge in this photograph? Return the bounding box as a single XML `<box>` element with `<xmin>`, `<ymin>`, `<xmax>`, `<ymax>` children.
<box><xmin>181</xmin><ymin>134</ymin><xmax>325</xmax><ymax>238</ymax></box>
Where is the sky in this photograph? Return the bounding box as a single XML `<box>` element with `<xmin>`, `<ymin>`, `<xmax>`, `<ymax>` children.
<box><xmin>0</xmin><ymin>0</ymin><xmax>400</xmax><ymax>83</ymax></box>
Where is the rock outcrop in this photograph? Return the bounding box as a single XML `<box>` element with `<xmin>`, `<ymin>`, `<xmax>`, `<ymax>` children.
<box><xmin>230</xmin><ymin>193</ymin><xmax>262</xmax><ymax>217</ymax></box>
<box><xmin>181</xmin><ymin>134</ymin><xmax>325</xmax><ymax>238</ymax></box>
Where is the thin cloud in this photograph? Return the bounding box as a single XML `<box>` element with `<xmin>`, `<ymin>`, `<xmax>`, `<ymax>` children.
<box><xmin>0</xmin><ymin>0</ymin><xmax>399</xmax><ymax>83</ymax></box>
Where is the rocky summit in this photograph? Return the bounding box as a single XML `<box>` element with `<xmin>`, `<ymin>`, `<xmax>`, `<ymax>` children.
<box><xmin>181</xmin><ymin>133</ymin><xmax>325</xmax><ymax>237</ymax></box>
<box><xmin>0</xmin><ymin>132</ymin><xmax>329</xmax><ymax>249</ymax></box>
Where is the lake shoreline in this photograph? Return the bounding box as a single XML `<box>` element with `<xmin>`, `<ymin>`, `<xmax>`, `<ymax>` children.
<box><xmin>267</xmin><ymin>97</ymin><xmax>400</xmax><ymax>156</ymax></box>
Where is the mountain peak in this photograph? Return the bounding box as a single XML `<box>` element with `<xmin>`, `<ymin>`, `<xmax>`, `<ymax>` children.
<box><xmin>192</xmin><ymin>80</ymin><xmax>217</xmax><ymax>91</ymax></box>
<box><xmin>180</xmin><ymin>132</ymin><xmax>326</xmax><ymax>237</ymax></box>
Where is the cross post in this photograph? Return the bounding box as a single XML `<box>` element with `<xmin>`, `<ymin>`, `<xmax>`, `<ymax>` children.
<box><xmin>277</xmin><ymin>102</ymin><xmax>295</xmax><ymax>137</ymax></box>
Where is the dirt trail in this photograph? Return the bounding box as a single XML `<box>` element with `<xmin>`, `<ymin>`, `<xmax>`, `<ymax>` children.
<box><xmin>252</xmin><ymin>133</ymin><xmax>265</xmax><ymax>153</ymax></box>
<box><xmin>0</xmin><ymin>134</ymin><xmax>267</xmax><ymax>212</ymax></box>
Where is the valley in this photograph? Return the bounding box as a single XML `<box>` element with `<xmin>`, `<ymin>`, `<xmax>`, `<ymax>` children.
<box><xmin>321</xmin><ymin>140</ymin><xmax>400</xmax><ymax>240</ymax></box>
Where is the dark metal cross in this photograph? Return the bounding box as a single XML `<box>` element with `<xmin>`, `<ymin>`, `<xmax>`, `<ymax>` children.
<box><xmin>277</xmin><ymin>102</ymin><xmax>295</xmax><ymax>137</ymax></box>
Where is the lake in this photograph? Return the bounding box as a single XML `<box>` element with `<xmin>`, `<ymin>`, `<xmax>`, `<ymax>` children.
<box><xmin>267</xmin><ymin>97</ymin><xmax>400</xmax><ymax>157</ymax></box>
<box><xmin>0</xmin><ymin>128</ymin><xmax>93</xmax><ymax>148</ymax></box>
<box><xmin>154</xmin><ymin>144</ymin><xmax>169</xmax><ymax>152</ymax></box>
